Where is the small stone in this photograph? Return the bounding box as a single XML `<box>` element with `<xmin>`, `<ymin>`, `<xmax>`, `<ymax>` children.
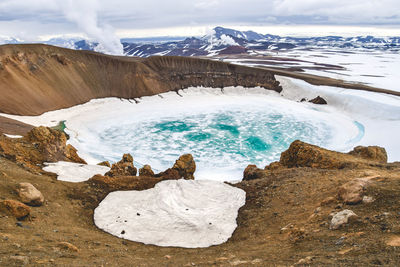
<box><xmin>0</xmin><ymin>199</ymin><xmax>31</xmax><ymax>219</ymax></box>
<box><xmin>330</xmin><ymin>209</ymin><xmax>358</xmax><ymax>230</ymax></box>
<box><xmin>309</xmin><ymin>96</ymin><xmax>327</xmax><ymax>104</ymax></box>
<box><xmin>57</xmin><ymin>241</ymin><xmax>79</xmax><ymax>252</ymax></box>
<box><xmin>164</xmin><ymin>255</ymin><xmax>171</xmax><ymax>259</ymax></box>
<box><xmin>386</xmin><ymin>236</ymin><xmax>400</xmax><ymax>246</ymax></box>
<box><xmin>17</xmin><ymin>183</ymin><xmax>45</xmax><ymax>206</ymax></box>
<box><xmin>362</xmin><ymin>196</ymin><xmax>375</xmax><ymax>204</ymax></box>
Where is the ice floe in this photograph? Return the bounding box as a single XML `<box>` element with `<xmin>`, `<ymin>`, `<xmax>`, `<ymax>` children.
<box><xmin>94</xmin><ymin>179</ymin><xmax>246</xmax><ymax>248</ymax></box>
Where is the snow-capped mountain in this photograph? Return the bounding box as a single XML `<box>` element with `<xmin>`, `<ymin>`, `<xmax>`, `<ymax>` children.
<box><xmin>1</xmin><ymin>26</ymin><xmax>399</xmax><ymax>57</ymax></box>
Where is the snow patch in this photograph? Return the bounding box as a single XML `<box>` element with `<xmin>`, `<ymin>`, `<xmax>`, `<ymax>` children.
<box><xmin>94</xmin><ymin>179</ymin><xmax>246</xmax><ymax>248</ymax></box>
<box><xmin>43</xmin><ymin>161</ymin><xmax>110</xmax><ymax>182</ymax></box>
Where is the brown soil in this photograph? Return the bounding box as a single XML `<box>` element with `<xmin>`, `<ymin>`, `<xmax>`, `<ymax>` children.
<box><xmin>1</xmin><ymin>135</ymin><xmax>400</xmax><ymax>266</ymax></box>
<box><xmin>0</xmin><ymin>116</ymin><xmax>33</xmax><ymax>135</ymax></box>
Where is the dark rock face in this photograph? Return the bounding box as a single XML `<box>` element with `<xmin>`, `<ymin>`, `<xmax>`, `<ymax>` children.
<box><xmin>105</xmin><ymin>154</ymin><xmax>137</xmax><ymax>177</ymax></box>
<box><xmin>309</xmin><ymin>96</ymin><xmax>327</xmax><ymax>104</ymax></box>
<box><xmin>218</xmin><ymin>46</ymin><xmax>248</xmax><ymax>55</ymax></box>
<box><xmin>348</xmin><ymin>146</ymin><xmax>387</xmax><ymax>163</ymax></box>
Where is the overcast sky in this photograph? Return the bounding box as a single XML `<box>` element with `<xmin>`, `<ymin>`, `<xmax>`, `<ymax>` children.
<box><xmin>1</xmin><ymin>0</ymin><xmax>400</xmax><ymax>41</ymax></box>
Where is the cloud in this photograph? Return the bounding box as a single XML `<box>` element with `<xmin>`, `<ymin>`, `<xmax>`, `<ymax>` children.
<box><xmin>0</xmin><ymin>0</ymin><xmax>399</xmax><ymax>40</ymax></box>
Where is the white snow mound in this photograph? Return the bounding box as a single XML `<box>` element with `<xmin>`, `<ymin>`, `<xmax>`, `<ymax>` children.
<box><xmin>43</xmin><ymin>161</ymin><xmax>110</xmax><ymax>182</ymax></box>
<box><xmin>94</xmin><ymin>179</ymin><xmax>246</xmax><ymax>248</ymax></box>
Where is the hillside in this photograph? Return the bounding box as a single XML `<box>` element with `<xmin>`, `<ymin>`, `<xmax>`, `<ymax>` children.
<box><xmin>0</xmin><ymin>44</ymin><xmax>281</xmax><ymax>116</ymax></box>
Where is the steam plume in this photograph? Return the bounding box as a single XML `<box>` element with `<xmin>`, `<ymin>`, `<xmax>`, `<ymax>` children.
<box><xmin>59</xmin><ymin>0</ymin><xmax>123</xmax><ymax>55</ymax></box>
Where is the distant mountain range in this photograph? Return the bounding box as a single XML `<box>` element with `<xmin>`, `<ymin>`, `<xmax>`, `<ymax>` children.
<box><xmin>1</xmin><ymin>26</ymin><xmax>400</xmax><ymax>57</ymax></box>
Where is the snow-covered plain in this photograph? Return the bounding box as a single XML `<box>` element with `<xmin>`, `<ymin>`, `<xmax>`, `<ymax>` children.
<box><xmin>223</xmin><ymin>49</ymin><xmax>400</xmax><ymax>92</ymax></box>
<box><xmin>43</xmin><ymin>161</ymin><xmax>110</xmax><ymax>182</ymax></box>
<box><xmin>94</xmin><ymin>179</ymin><xmax>246</xmax><ymax>248</ymax></box>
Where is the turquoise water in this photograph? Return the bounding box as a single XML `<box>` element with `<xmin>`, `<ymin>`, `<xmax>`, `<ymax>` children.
<box><xmin>97</xmin><ymin>109</ymin><xmax>340</xmax><ymax>178</ymax></box>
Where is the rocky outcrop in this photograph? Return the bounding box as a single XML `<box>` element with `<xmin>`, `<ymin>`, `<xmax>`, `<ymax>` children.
<box><xmin>156</xmin><ymin>154</ymin><xmax>196</xmax><ymax>180</ymax></box>
<box><xmin>308</xmin><ymin>96</ymin><xmax>327</xmax><ymax>104</ymax></box>
<box><xmin>0</xmin><ymin>199</ymin><xmax>31</xmax><ymax>219</ymax></box>
<box><xmin>279</xmin><ymin>140</ymin><xmax>386</xmax><ymax>169</ymax></box>
<box><xmin>0</xmin><ymin>126</ymin><xmax>86</xmax><ymax>172</ymax></box>
<box><xmin>105</xmin><ymin>154</ymin><xmax>137</xmax><ymax>177</ymax></box>
<box><xmin>26</xmin><ymin>126</ymin><xmax>85</xmax><ymax>164</ymax></box>
<box><xmin>17</xmin><ymin>182</ymin><xmax>44</xmax><ymax>206</ymax></box>
<box><xmin>139</xmin><ymin>165</ymin><xmax>155</xmax><ymax>177</ymax></box>
<box><xmin>348</xmin><ymin>146</ymin><xmax>387</xmax><ymax>163</ymax></box>
<box><xmin>0</xmin><ymin>44</ymin><xmax>282</xmax><ymax>116</ymax></box>
<box><xmin>280</xmin><ymin>140</ymin><xmax>349</xmax><ymax>169</ymax></box>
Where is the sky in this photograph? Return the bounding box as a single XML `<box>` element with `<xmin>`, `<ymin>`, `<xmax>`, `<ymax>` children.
<box><xmin>0</xmin><ymin>0</ymin><xmax>400</xmax><ymax>53</ymax></box>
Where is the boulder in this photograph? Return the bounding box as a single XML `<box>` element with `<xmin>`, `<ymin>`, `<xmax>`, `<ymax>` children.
<box><xmin>0</xmin><ymin>199</ymin><xmax>31</xmax><ymax>219</ymax></box>
<box><xmin>330</xmin><ymin>209</ymin><xmax>358</xmax><ymax>230</ymax></box>
<box><xmin>97</xmin><ymin>161</ymin><xmax>111</xmax><ymax>167</ymax></box>
<box><xmin>243</xmin><ymin>165</ymin><xmax>268</xmax><ymax>181</ymax></box>
<box><xmin>309</xmin><ymin>96</ymin><xmax>327</xmax><ymax>104</ymax></box>
<box><xmin>139</xmin><ymin>165</ymin><xmax>155</xmax><ymax>177</ymax></box>
<box><xmin>338</xmin><ymin>179</ymin><xmax>370</xmax><ymax>205</ymax></box>
<box><xmin>156</xmin><ymin>154</ymin><xmax>196</xmax><ymax>180</ymax></box>
<box><xmin>105</xmin><ymin>154</ymin><xmax>137</xmax><ymax>177</ymax></box>
<box><xmin>348</xmin><ymin>146</ymin><xmax>387</xmax><ymax>163</ymax></box>
<box><xmin>17</xmin><ymin>183</ymin><xmax>44</xmax><ymax>206</ymax></box>
<box><xmin>172</xmin><ymin>154</ymin><xmax>196</xmax><ymax>180</ymax></box>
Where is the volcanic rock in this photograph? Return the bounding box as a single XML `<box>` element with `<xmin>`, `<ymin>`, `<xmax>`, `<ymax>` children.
<box><xmin>308</xmin><ymin>96</ymin><xmax>327</xmax><ymax>104</ymax></box>
<box><xmin>139</xmin><ymin>165</ymin><xmax>155</xmax><ymax>177</ymax></box>
<box><xmin>0</xmin><ymin>126</ymin><xmax>86</xmax><ymax>172</ymax></box>
<box><xmin>0</xmin><ymin>199</ymin><xmax>31</xmax><ymax>219</ymax></box>
<box><xmin>338</xmin><ymin>179</ymin><xmax>370</xmax><ymax>205</ymax></box>
<box><xmin>279</xmin><ymin>140</ymin><xmax>383</xmax><ymax>169</ymax></box>
<box><xmin>172</xmin><ymin>154</ymin><xmax>196</xmax><ymax>179</ymax></box>
<box><xmin>243</xmin><ymin>165</ymin><xmax>268</xmax><ymax>181</ymax></box>
<box><xmin>348</xmin><ymin>146</ymin><xmax>387</xmax><ymax>163</ymax></box>
<box><xmin>17</xmin><ymin>183</ymin><xmax>44</xmax><ymax>206</ymax></box>
<box><xmin>330</xmin><ymin>210</ymin><xmax>358</xmax><ymax>230</ymax></box>
<box><xmin>26</xmin><ymin>126</ymin><xmax>85</xmax><ymax>163</ymax></box>
<box><xmin>105</xmin><ymin>154</ymin><xmax>137</xmax><ymax>177</ymax></box>
<box><xmin>155</xmin><ymin>154</ymin><xmax>196</xmax><ymax>180</ymax></box>
<box><xmin>280</xmin><ymin>140</ymin><xmax>347</xmax><ymax>169</ymax></box>
<box><xmin>97</xmin><ymin>161</ymin><xmax>111</xmax><ymax>167</ymax></box>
